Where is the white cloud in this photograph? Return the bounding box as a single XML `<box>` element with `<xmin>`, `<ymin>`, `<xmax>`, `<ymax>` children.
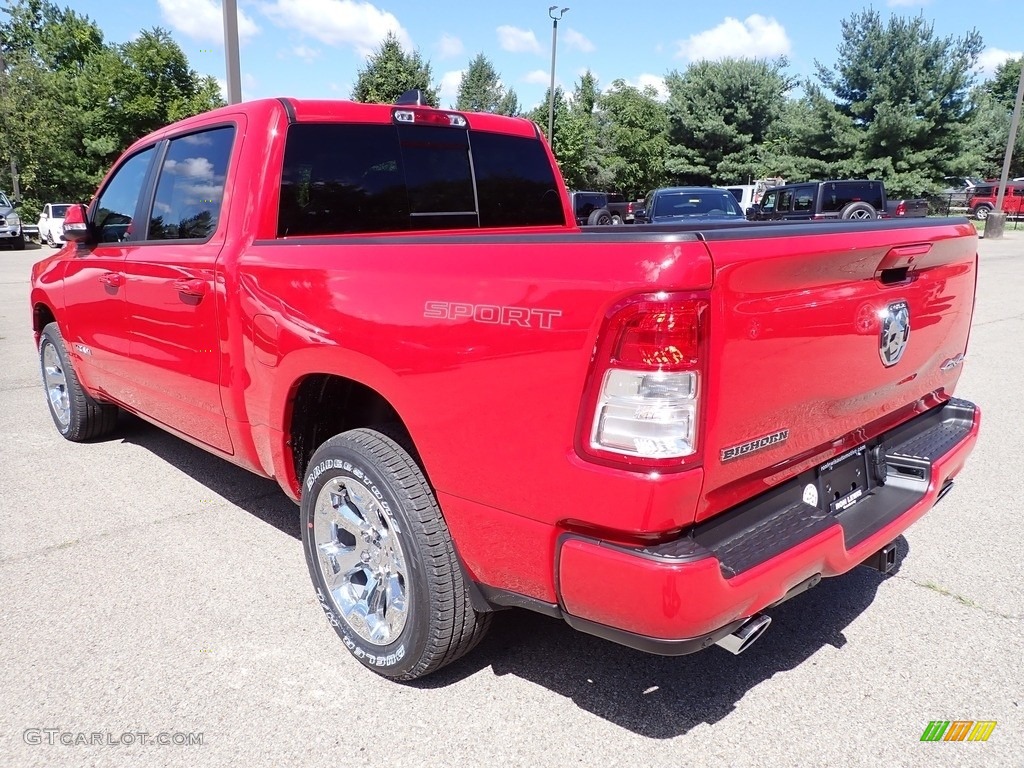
<box><xmin>261</xmin><ymin>0</ymin><xmax>411</xmax><ymax>56</ymax></box>
<box><xmin>158</xmin><ymin>0</ymin><xmax>260</xmax><ymax>44</ymax></box>
<box><xmin>292</xmin><ymin>44</ymin><xmax>320</xmax><ymax>63</ymax></box>
<box><xmin>563</xmin><ymin>28</ymin><xmax>594</xmax><ymax>53</ymax></box>
<box><xmin>629</xmin><ymin>73</ymin><xmax>668</xmax><ymax>102</ymax></box>
<box><xmin>976</xmin><ymin>47</ymin><xmax>1023</xmax><ymax>77</ymax></box>
<box><xmin>437</xmin><ymin>33</ymin><xmax>463</xmax><ymax>59</ymax></box>
<box><xmin>675</xmin><ymin>15</ymin><xmax>791</xmax><ymax>62</ymax></box>
<box><xmin>498</xmin><ymin>25</ymin><xmax>542</xmax><ymax>55</ymax></box>
<box><xmin>439</xmin><ymin>69</ymin><xmax>464</xmax><ymax>108</ymax></box>
<box><xmin>523</xmin><ymin>69</ymin><xmax>550</xmax><ymax>85</ymax></box>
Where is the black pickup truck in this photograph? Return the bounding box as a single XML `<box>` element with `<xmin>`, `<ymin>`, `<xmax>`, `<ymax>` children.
<box><xmin>570</xmin><ymin>191</ymin><xmax>634</xmax><ymax>225</ymax></box>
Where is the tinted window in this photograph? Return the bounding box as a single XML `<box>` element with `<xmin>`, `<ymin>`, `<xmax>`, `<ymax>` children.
<box><xmin>94</xmin><ymin>147</ymin><xmax>156</xmax><ymax>244</ymax></box>
<box><xmin>51</xmin><ymin>204</ymin><xmax>70</xmax><ymax>218</ymax></box>
<box><xmin>1012</xmin><ymin>187</ymin><xmax>1024</xmax><ymax>197</ymax></box>
<box><xmin>471</xmin><ymin>131</ymin><xmax>563</xmax><ymax>227</ymax></box>
<box><xmin>573</xmin><ymin>193</ymin><xmax>606</xmax><ymax>219</ymax></box>
<box><xmin>726</xmin><ymin>188</ymin><xmax>744</xmax><ymax>202</ymax></box>
<box><xmin>777</xmin><ymin>189</ymin><xmax>794</xmax><ymax>212</ymax></box>
<box><xmin>972</xmin><ymin>186</ymin><xmax>994</xmax><ymax>197</ymax></box>
<box><xmin>760</xmin><ymin>191</ymin><xmax>777</xmax><ymax>212</ymax></box>
<box><xmin>278</xmin><ymin>123</ymin><xmax>564</xmax><ymax>237</ymax></box>
<box><xmin>0</xmin><ymin>192</ymin><xmax>10</xmax><ymax>207</ymax></box>
<box><xmin>792</xmin><ymin>185</ymin><xmax>815</xmax><ymax>212</ymax></box>
<box><xmin>148</xmin><ymin>126</ymin><xmax>234</xmax><ymax>241</ymax></box>
<box><xmin>820</xmin><ymin>181</ymin><xmax>884</xmax><ymax>212</ymax></box>
<box><xmin>399</xmin><ymin>123</ymin><xmax>475</xmax><ymax>229</ymax></box>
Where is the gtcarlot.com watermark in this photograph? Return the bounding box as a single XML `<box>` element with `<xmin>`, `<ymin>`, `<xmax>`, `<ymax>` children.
<box><xmin>24</xmin><ymin>728</ymin><xmax>203</xmax><ymax>747</ymax></box>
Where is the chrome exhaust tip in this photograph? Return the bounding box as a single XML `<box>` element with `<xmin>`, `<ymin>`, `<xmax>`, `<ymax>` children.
<box><xmin>714</xmin><ymin>613</ymin><xmax>772</xmax><ymax>655</ymax></box>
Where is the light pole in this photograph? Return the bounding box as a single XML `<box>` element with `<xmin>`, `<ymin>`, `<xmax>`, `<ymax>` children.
<box><xmin>222</xmin><ymin>0</ymin><xmax>242</xmax><ymax>104</ymax></box>
<box><xmin>547</xmin><ymin>6</ymin><xmax>569</xmax><ymax>147</ymax></box>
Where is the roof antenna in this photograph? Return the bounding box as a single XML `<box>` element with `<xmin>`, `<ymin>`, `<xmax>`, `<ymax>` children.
<box><xmin>395</xmin><ymin>89</ymin><xmax>426</xmax><ymax>106</ymax></box>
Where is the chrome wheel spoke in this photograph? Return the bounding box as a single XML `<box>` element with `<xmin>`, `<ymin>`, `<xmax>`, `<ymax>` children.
<box><xmin>318</xmin><ymin>543</ymin><xmax>364</xmax><ymax>591</ymax></box>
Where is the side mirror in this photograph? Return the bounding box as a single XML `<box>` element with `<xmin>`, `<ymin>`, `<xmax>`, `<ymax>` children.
<box><xmin>62</xmin><ymin>204</ymin><xmax>92</xmax><ymax>244</ymax></box>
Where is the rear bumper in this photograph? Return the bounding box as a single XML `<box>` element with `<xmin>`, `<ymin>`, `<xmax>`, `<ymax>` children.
<box><xmin>555</xmin><ymin>398</ymin><xmax>980</xmax><ymax>653</ymax></box>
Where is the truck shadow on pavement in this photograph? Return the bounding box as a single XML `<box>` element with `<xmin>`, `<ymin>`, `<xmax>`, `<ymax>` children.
<box><xmin>117</xmin><ymin>414</ymin><xmax>908</xmax><ymax>738</ymax></box>
<box><xmin>434</xmin><ymin>552</ymin><xmax>905</xmax><ymax>738</ymax></box>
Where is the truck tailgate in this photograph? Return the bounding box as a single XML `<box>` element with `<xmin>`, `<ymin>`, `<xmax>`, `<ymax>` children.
<box><xmin>696</xmin><ymin>221</ymin><xmax>977</xmax><ymax>523</ymax></box>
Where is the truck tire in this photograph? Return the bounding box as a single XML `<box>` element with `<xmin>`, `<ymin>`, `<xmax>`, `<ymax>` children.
<box><xmin>38</xmin><ymin>322</ymin><xmax>119</xmax><ymax>441</ymax></box>
<box><xmin>587</xmin><ymin>208</ymin><xmax>613</xmax><ymax>226</ymax></box>
<box><xmin>971</xmin><ymin>203</ymin><xmax>993</xmax><ymax>221</ymax></box>
<box><xmin>611</xmin><ymin>213</ymin><xmax>623</xmax><ymax>225</ymax></box>
<box><xmin>302</xmin><ymin>427</ymin><xmax>491</xmax><ymax>681</ymax></box>
<box><xmin>13</xmin><ymin>230</ymin><xmax>25</xmax><ymax>250</ymax></box>
<box><xmin>840</xmin><ymin>202</ymin><xmax>877</xmax><ymax>220</ymax></box>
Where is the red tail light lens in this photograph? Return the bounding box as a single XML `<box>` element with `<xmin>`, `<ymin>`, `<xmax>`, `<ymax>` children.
<box><xmin>577</xmin><ymin>293</ymin><xmax>709</xmax><ymax>471</ymax></box>
<box><xmin>613</xmin><ymin>302</ymin><xmax>702</xmax><ymax>370</ymax></box>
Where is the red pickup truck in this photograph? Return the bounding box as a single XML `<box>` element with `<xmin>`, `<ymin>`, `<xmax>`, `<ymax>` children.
<box><xmin>30</xmin><ymin>97</ymin><xmax>980</xmax><ymax>681</ymax></box>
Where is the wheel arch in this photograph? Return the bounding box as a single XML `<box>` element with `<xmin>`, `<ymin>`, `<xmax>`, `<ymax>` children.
<box><xmin>270</xmin><ymin>354</ymin><xmax>426</xmax><ymax>500</ymax></box>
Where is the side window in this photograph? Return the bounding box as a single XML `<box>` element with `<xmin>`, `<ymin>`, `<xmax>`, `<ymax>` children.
<box><xmin>470</xmin><ymin>132</ymin><xmax>563</xmax><ymax>227</ymax></box>
<box><xmin>777</xmin><ymin>189</ymin><xmax>793</xmax><ymax>212</ymax></box>
<box><xmin>148</xmin><ymin>126</ymin><xmax>234</xmax><ymax>241</ymax></box>
<box><xmin>1013</xmin><ymin>187</ymin><xmax>1024</xmax><ymax>197</ymax></box>
<box><xmin>94</xmin><ymin>147</ymin><xmax>156</xmax><ymax>244</ymax></box>
<box><xmin>760</xmin><ymin>191</ymin><xmax>777</xmax><ymax>213</ymax></box>
<box><xmin>793</xmin><ymin>185</ymin><xmax>815</xmax><ymax>212</ymax></box>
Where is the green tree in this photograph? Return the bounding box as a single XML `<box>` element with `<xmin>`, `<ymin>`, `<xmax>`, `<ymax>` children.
<box><xmin>811</xmin><ymin>10</ymin><xmax>983</xmax><ymax>196</ymax></box>
<box><xmin>352</xmin><ymin>32</ymin><xmax>438</xmax><ymax>106</ymax></box>
<box><xmin>1</xmin><ymin>1</ymin><xmax>223</xmax><ymax>218</ymax></box>
<box><xmin>455</xmin><ymin>53</ymin><xmax>516</xmax><ymax>113</ymax></box>
<box><xmin>495</xmin><ymin>88</ymin><xmax>519</xmax><ymax>117</ymax></box>
<box><xmin>977</xmin><ymin>57</ymin><xmax>1024</xmax><ymax>178</ymax></box>
<box><xmin>528</xmin><ymin>85</ymin><xmax>569</xmax><ymax>152</ymax></box>
<box><xmin>554</xmin><ymin>71</ymin><xmax>613</xmax><ymax>191</ymax></box>
<box><xmin>596</xmin><ymin>80</ymin><xmax>669</xmax><ymax>199</ymax></box>
<box><xmin>664</xmin><ymin>57</ymin><xmax>793</xmax><ymax>185</ymax></box>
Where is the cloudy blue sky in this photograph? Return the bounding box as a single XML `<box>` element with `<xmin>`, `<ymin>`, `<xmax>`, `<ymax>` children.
<box><xmin>63</xmin><ymin>0</ymin><xmax>1024</xmax><ymax>109</ymax></box>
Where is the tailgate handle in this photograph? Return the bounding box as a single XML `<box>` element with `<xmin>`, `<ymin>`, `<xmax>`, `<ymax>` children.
<box><xmin>878</xmin><ymin>244</ymin><xmax>931</xmax><ymax>271</ymax></box>
<box><xmin>876</xmin><ymin>244</ymin><xmax>931</xmax><ymax>284</ymax></box>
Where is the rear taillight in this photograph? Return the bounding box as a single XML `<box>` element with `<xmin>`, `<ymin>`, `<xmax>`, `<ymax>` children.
<box><xmin>894</xmin><ymin>202</ymin><xmax>906</xmax><ymax>216</ymax></box>
<box><xmin>577</xmin><ymin>293</ymin><xmax>708</xmax><ymax>470</ymax></box>
<box><xmin>627</xmin><ymin>202</ymin><xmax>634</xmax><ymax>214</ymax></box>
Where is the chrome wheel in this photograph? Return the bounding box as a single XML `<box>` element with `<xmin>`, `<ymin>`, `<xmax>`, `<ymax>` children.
<box><xmin>849</xmin><ymin>209</ymin><xmax>872</xmax><ymax>220</ymax></box>
<box><xmin>313</xmin><ymin>475</ymin><xmax>408</xmax><ymax>646</ymax></box>
<box><xmin>42</xmin><ymin>341</ymin><xmax>70</xmax><ymax>429</ymax></box>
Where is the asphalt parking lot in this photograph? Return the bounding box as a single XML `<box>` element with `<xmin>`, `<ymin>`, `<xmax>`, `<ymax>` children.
<box><xmin>1</xmin><ymin>232</ymin><xmax>1021</xmax><ymax>768</ymax></box>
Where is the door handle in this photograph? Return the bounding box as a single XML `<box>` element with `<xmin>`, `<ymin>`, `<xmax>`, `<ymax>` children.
<box><xmin>172</xmin><ymin>278</ymin><xmax>209</xmax><ymax>298</ymax></box>
<box><xmin>99</xmin><ymin>272</ymin><xmax>124</xmax><ymax>288</ymax></box>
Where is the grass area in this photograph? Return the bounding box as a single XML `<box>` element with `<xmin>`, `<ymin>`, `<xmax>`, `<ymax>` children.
<box><xmin>972</xmin><ymin>219</ymin><xmax>985</xmax><ymax>234</ymax></box>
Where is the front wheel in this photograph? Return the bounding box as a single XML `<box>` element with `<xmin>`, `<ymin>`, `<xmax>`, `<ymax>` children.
<box><xmin>38</xmin><ymin>322</ymin><xmax>119</xmax><ymax>441</ymax></box>
<box><xmin>302</xmin><ymin>427</ymin><xmax>491</xmax><ymax>680</ymax></box>
<box><xmin>972</xmin><ymin>204</ymin><xmax>993</xmax><ymax>221</ymax></box>
<box><xmin>12</xmin><ymin>230</ymin><xmax>25</xmax><ymax>250</ymax></box>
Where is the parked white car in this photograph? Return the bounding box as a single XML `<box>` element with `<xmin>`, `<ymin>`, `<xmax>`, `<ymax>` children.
<box><xmin>37</xmin><ymin>203</ymin><xmax>73</xmax><ymax>247</ymax></box>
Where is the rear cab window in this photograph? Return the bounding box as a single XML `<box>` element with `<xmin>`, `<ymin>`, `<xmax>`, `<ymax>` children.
<box><xmin>277</xmin><ymin>122</ymin><xmax>565</xmax><ymax>236</ymax></box>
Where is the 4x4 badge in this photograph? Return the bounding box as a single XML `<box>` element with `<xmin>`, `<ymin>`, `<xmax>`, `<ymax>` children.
<box><xmin>879</xmin><ymin>301</ymin><xmax>910</xmax><ymax>367</ymax></box>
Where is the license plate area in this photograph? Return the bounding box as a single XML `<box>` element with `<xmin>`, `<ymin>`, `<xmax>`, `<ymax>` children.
<box><xmin>817</xmin><ymin>446</ymin><xmax>873</xmax><ymax>514</ymax></box>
